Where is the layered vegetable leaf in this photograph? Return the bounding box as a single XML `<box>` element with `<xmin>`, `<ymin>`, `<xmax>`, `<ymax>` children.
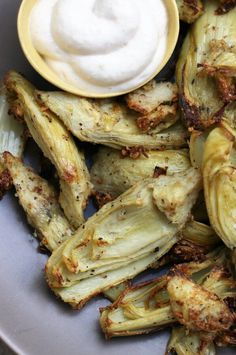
<box><xmin>36</xmin><ymin>90</ymin><xmax>187</xmax><ymax>150</ymax></box>
<box><xmin>2</xmin><ymin>152</ymin><xmax>73</xmax><ymax>251</ymax></box>
<box><xmin>46</xmin><ymin>168</ymin><xmax>201</xmax><ymax>309</ymax></box>
<box><xmin>4</xmin><ymin>71</ymin><xmax>92</xmax><ymax>228</ymax></box>
<box><xmin>202</xmin><ymin>123</ymin><xmax>236</xmax><ymax>248</ymax></box>
<box><xmin>176</xmin><ymin>0</ymin><xmax>236</xmax><ymax>130</ymax></box>
<box><xmin>91</xmin><ymin>147</ymin><xmax>191</xmax><ymax>204</ymax></box>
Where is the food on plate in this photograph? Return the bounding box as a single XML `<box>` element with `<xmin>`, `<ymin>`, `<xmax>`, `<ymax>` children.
<box><xmin>30</xmin><ymin>0</ymin><xmax>170</xmax><ymax>94</ymax></box>
<box><xmin>100</xmin><ymin>247</ymin><xmax>235</xmax><ymax>338</ymax></box>
<box><xmin>160</xmin><ymin>220</ymin><xmax>220</xmax><ymax>264</ymax></box>
<box><xmin>125</xmin><ymin>80</ymin><xmax>179</xmax><ymax>132</ymax></box>
<box><xmin>0</xmin><ymin>88</ymin><xmax>25</xmax><ymax>198</ymax></box>
<box><xmin>45</xmin><ymin>168</ymin><xmax>201</xmax><ymax>308</ymax></box>
<box><xmin>215</xmin><ymin>330</ymin><xmax>236</xmax><ymax>347</ymax></box>
<box><xmin>167</xmin><ymin>265</ymin><xmax>236</xmax><ymax>347</ymax></box>
<box><xmin>100</xmin><ymin>275</ymin><xmax>175</xmax><ymax>337</ymax></box>
<box><xmin>91</xmin><ymin>147</ymin><xmax>191</xmax><ymax>204</ymax></box>
<box><xmin>167</xmin><ymin>273</ymin><xmax>234</xmax><ymax>332</ymax></box>
<box><xmin>175</xmin><ymin>0</ymin><xmax>204</xmax><ymax>23</ymax></box>
<box><xmin>0</xmin><ymin>89</ymin><xmax>25</xmax><ymax>160</ymax></box>
<box><xmin>202</xmin><ymin>123</ymin><xmax>236</xmax><ymax>249</ymax></box>
<box><xmin>176</xmin><ymin>0</ymin><xmax>236</xmax><ymax>130</ymax></box>
<box><xmin>4</xmin><ymin>71</ymin><xmax>92</xmax><ymax>228</ymax></box>
<box><xmin>36</xmin><ymin>90</ymin><xmax>187</xmax><ymax>150</ymax></box>
<box><xmin>1</xmin><ymin>0</ymin><xmax>236</xmax><ymax>353</ymax></box>
<box><xmin>166</xmin><ymin>326</ymin><xmax>216</xmax><ymax>355</ymax></box>
<box><xmin>103</xmin><ymin>281</ymin><xmax>130</xmax><ymax>302</ymax></box>
<box><xmin>216</xmin><ymin>0</ymin><xmax>236</xmax><ymax>14</ymax></box>
<box><xmin>189</xmin><ymin>129</ymin><xmax>209</xmax><ymax>169</ymax></box>
<box><xmin>91</xmin><ymin>147</ymin><xmax>219</xmax><ymax>263</ymax></box>
<box><xmin>181</xmin><ymin>221</ymin><xmax>219</xmax><ymax>251</ymax></box>
<box><xmin>2</xmin><ymin>152</ymin><xmax>73</xmax><ymax>251</ymax></box>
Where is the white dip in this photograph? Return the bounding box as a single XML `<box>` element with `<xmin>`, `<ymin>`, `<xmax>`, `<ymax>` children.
<box><xmin>30</xmin><ymin>0</ymin><xmax>169</xmax><ymax>93</ymax></box>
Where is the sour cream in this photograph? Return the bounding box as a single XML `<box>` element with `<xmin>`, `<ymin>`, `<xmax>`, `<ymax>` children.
<box><xmin>30</xmin><ymin>0</ymin><xmax>169</xmax><ymax>93</ymax></box>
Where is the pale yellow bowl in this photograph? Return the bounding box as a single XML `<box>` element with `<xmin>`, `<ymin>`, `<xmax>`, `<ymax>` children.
<box><xmin>18</xmin><ymin>0</ymin><xmax>179</xmax><ymax>98</ymax></box>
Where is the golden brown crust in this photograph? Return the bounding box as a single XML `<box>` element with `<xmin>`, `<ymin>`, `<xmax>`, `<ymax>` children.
<box><xmin>216</xmin><ymin>0</ymin><xmax>236</xmax><ymax>14</ymax></box>
<box><xmin>136</xmin><ymin>104</ymin><xmax>178</xmax><ymax>132</ymax></box>
<box><xmin>0</xmin><ymin>168</ymin><xmax>13</xmax><ymax>199</ymax></box>
<box><xmin>198</xmin><ymin>63</ymin><xmax>236</xmax><ymax>103</ymax></box>
<box><xmin>153</xmin><ymin>167</ymin><xmax>167</xmax><ymax>179</ymax></box>
<box><xmin>120</xmin><ymin>146</ymin><xmax>149</xmax><ymax>159</ymax></box>
<box><xmin>215</xmin><ymin>329</ymin><xmax>236</xmax><ymax>346</ymax></box>
<box><xmin>126</xmin><ymin>81</ymin><xmax>179</xmax><ymax>132</ymax></box>
<box><xmin>176</xmin><ymin>3</ymin><xmax>236</xmax><ymax>131</ymax></box>
<box><xmin>179</xmin><ymin>66</ymin><xmax>225</xmax><ymax>130</ymax></box>
<box><xmin>176</xmin><ymin>0</ymin><xmax>204</xmax><ymax>23</ymax></box>
<box><xmin>183</xmin><ymin>0</ymin><xmax>203</xmax><ymax>15</ymax></box>
<box><xmin>167</xmin><ymin>239</ymin><xmax>207</xmax><ymax>263</ymax></box>
<box><xmin>167</xmin><ymin>273</ymin><xmax>234</xmax><ymax>332</ymax></box>
<box><xmin>93</xmin><ymin>191</ymin><xmax>114</xmax><ymax>208</ymax></box>
<box><xmin>4</xmin><ymin>71</ymin><xmax>92</xmax><ymax>228</ymax></box>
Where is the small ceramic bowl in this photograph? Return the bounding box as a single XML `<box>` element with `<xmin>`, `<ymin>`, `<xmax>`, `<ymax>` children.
<box><xmin>18</xmin><ymin>0</ymin><xmax>179</xmax><ymax>98</ymax></box>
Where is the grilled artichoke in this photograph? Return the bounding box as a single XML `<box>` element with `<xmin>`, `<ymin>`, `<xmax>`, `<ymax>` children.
<box><xmin>125</xmin><ymin>80</ymin><xmax>179</xmax><ymax>132</ymax></box>
<box><xmin>166</xmin><ymin>326</ymin><xmax>216</xmax><ymax>355</ymax></box>
<box><xmin>100</xmin><ymin>248</ymin><xmax>231</xmax><ymax>338</ymax></box>
<box><xmin>46</xmin><ymin>168</ymin><xmax>201</xmax><ymax>309</ymax></box>
<box><xmin>175</xmin><ymin>0</ymin><xmax>204</xmax><ymax>23</ymax></box>
<box><xmin>176</xmin><ymin>0</ymin><xmax>236</xmax><ymax>130</ymax></box>
<box><xmin>36</xmin><ymin>91</ymin><xmax>187</xmax><ymax>150</ymax></box>
<box><xmin>91</xmin><ymin>147</ymin><xmax>191</xmax><ymax>203</ymax></box>
<box><xmin>202</xmin><ymin>123</ymin><xmax>236</xmax><ymax>249</ymax></box>
<box><xmin>0</xmin><ymin>88</ymin><xmax>25</xmax><ymax>198</ymax></box>
<box><xmin>4</xmin><ymin>71</ymin><xmax>92</xmax><ymax>228</ymax></box>
<box><xmin>2</xmin><ymin>152</ymin><xmax>73</xmax><ymax>251</ymax></box>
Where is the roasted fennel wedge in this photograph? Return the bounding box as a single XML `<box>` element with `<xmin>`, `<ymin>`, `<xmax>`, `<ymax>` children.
<box><xmin>46</xmin><ymin>168</ymin><xmax>201</xmax><ymax>309</ymax></box>
<box><xmin>2</xmin><ymin>152</ymin><xmax>73</xmax><ymax>251</ymax></box>
<box><xmin>103</xmin><ymin>282</ymin><xmax>130</xmax><ymax>302</ymax></box>
<box><xmin>0</xmin><ymin>88</ymin><xmax>25</xmax><ymax>159</ymax></box>
<box><xmin>4</xmin><ymin>71</ymin><xmax>92</xmax><ymax>228</ymax></box>
<box><xmin>167</xmin><ymin>270</ymin><xmax>234</xmax><ymax>333</ymax></box>
<box><xmin>100</xmin><ymin>248</ymin><xmax>234</xmax><ymax>338</ymax></box>
<box><xmin>0</xmin><ymin>88</ymin><xmax>25</xmax><ymax>197</ymax></box>
<box><xmin>175</xmin><ymin>0</ymin><xmax>204</xmax><ymax>23</ymax></box>
<box><xmin>176</xmin><ymin>0</ymin><xmax>236</xmax><ymax>130</ymax></box>
<box><xmin>125</xmin><ymin>81</ymin><xmax>179</xmax><ymax>132</ymax></box>
<box><xmin>36</xmin><ymin>90</ymin><xmax>187</xmax><ymax>150</ymax></box>
<box><xmin>91</xmin><ymin>147</ymin><xmax>191</xmax><ymax>204</ymax></box>
<box><xmin>202</xmin><ymin>123</ymin><xmax>236</xmax><ymax>249</ymax></box>
<box><xmin>166</xmin><ymin>326</ymin><xmax>216</xmax><ymax>355</ymax></box>
<box><xmin>216</xmin><ymin>0</ymin><xmax>236</xmax><ymax>14</ymax></box>
<box><xmin>161</xmin><ymin>220</ymin><xmax>221</xmax><ymax>264</ymax></box>
<box><xmin>189</xmin><ymin>130</ymin><xmax>210</xmax><ymax>169</ymax></box>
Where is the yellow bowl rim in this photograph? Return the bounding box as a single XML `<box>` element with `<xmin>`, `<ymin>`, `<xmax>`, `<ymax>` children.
<box><xmin>17</xmin><ymin>0</ymin><xmax>180</xmax><ymax>98</ymax></box>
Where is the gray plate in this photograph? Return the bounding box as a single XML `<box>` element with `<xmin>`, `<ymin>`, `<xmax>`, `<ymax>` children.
<box><xmin>0</xmin><ymin>1</ymin><xmax>234</xmax><ymax>354</ymax></box>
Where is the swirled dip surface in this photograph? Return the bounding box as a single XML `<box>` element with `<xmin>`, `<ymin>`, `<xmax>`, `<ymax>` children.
<box><xmin>30</xmin><ymin>0</ymin><xmax>169</xmax><ymax>93</ymax></box>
